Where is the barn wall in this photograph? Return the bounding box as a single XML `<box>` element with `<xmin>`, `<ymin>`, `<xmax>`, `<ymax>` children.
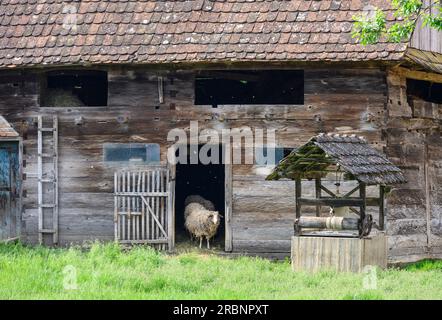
<box><xmin>0</xmin><ymin>66</ymin><xmax>421</xmax><ymax>260</ymax></box>
<box><xmin>385</xmin><ymin>67</ymin><xmax>442</xmax><ymax>263</ymax></box>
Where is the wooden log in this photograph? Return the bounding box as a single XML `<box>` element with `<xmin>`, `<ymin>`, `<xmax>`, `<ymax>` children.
<box><xmin>299</xmin><ymin>197</ymin><xmax>364</xmax><ymax>207</ymax></box>
<box><xmin>296</xmin><ymin>216</ymin><xmax>360</xmax><ymax>231</ymax></box>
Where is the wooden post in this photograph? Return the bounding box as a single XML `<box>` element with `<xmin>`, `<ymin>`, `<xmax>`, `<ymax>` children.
<box><xmin>224</xmin><ymin>146</ymin><xmax>233</xmax><ymax>252</ymax></box>
<box><xmin>114</xmin><ymin>172</ymin><xmax>118</xmax><ymax>241</ymax></box>
<box><xmin>295</xmin><ymin>178</ymin><xmax>301</xmax><ymax>219</ymax></box>
<box><xmin>52</xmin><ymin>116</ymin><xmax>58</xmax><ymax>245</ymax></box>
<box><xmin>315</xmin><ymin>178</ymin><xmax>321</xmax><ymax>217</ymax></box>
<box><xmin>167</xmin><ymin>164</ymin><xmax>176</xmax><ymax>252</ymax></box>
<box><xmin>37</xmin><ymin>116</ymin><xmax>42</xmax><ymax>245</ymax></box>
<box><xmin>359</xmin><ymin>182</ymin><xmax>366</xmax><ymax>236</ymax></box>
<box><xmin>379</xmin><ymin>186</ymin><xmax>385</xmax><ymax>231</ymax></box>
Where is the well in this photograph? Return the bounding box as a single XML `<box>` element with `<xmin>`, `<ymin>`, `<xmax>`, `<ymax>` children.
<box><xmin>291</xmin><ymin>233</ymin><xmax>387</xmax><ymax>273</ymax></box>
<box><xmin>267</xmin><ymin>133</ymin><xmax>406</xmax><ymax>272</ymax></box>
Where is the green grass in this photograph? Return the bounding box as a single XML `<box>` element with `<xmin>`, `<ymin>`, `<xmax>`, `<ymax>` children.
<box><xmin>0</xmin><ymin>242</ymin><xmax>441</xmax><ymax>300</ymax></box>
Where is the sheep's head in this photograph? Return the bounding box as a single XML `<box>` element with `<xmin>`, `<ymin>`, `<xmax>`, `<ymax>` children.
<box><xmin>207</xmin><ymin>211</ymin><xmax>221</xmax><ymax>226</ymax></box>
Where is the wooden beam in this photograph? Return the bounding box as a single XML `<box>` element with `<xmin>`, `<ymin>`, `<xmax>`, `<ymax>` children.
<box><xmin>359</xmin><ymin>182</ymin><xmax>366</xmax><ymax>231</ymax></box>
<box><xmin>315</xmin><ymin>178</ymin><xmax>321</xmax><ymax>217</ymax></box>
<box><xmin>343</xmin><ymin>185</ymin><xmax>360</xmax><ymax>198</ymax></box>
<box><xmin>299</xmin><ymin>198</ymin><xmax>364</xmax><ymax>207</ymax></box>
<box><xmin>392</xmin><ymin>66</ymin><xmax>442</xmax><ymax>83</ymax></box>
<box><xmin>224</xmin><ymin>158</ymin><xmax>233</xmax><ymax>252</ymax></box>
<box><xmin>319</xmin><ymin>184</ymin><xmax>336</xmax><ymax>197</ymax></box>
<box><xmin>295</xmin><ymin>178</ymin><xmax>301</xmax><ymax>219</ymax></box>
<box><xmin>379</xmin><ymin>186</ymin><xmax>385</xmax><ymax>231</ymax></box>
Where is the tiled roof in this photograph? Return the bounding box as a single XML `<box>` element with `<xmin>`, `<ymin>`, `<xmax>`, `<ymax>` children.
<box><xmin>0</xmin><ymin>0</ymin><xmax>409</xmax><ymax>68</ymax></box>
<box><xmin>0</xmin><ymin>116</ymin><xmax>19</xmax><ymax>137</ymax></box>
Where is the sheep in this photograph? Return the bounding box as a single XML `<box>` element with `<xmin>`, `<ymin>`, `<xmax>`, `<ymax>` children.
<box><xmin>184</xmin><ymin>195</ymin><xmax>215</xmax><ymax>211</ymax></box>
<box><xmin>184</xmin><ymin>205</ymin><xmax>221</xmax><ymax>249</ymax></box>
<box><xmin>184</xmin><ymin>202</ymin><xmax>206</xmax><ymax>219</ymax></box>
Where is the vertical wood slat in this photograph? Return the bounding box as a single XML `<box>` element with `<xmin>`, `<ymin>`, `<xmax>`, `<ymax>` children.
<box><xmin>137</xmin><ymin>172</ymin><xmax>142</xmax><ymax>240</ymax></box>
<box><xmin>141</xmin><ymin>171</ymin><xmax>145</xmax><ymax>240</ymax></box>
<box><xmin>132</xmin><ymin>171</ymin><xmax>136</xmax><ymax>240</ymax></box>
<box><xmin>122</xmin><ymin>172</ymin><xmax>126</xmax><ymax>241</ymax></box>
<box><xmin>160</xmin><ymin>170</ymin><xmax>167</xmax><ymax>250</ymax></box>
<box><xmin>127</xmin><ymin>171</ymin><xmax>131</xmax><ymax>240</ymax></box>
<box><xmin>167</xmin><ymin>166</ymin><xmax>174</xmax><ymax>252</ymax></box>
<box><xmin>52</xmin><ymin>116</ymin><xmax>59</xmax><ymax>244</ymax></box>
<box><xmin>147</xmin><ymin>171</ymin><xmax>151</xmax><ymax>241</ymax></box>
<box><xmin>114</xmin><ymin>172</ymin><xmax>118</xmax><ymax>241</ymax></box>
<box><xmin>37</xmin><ymin>116</ymin><xmax>43</xmax><ymax>245</ymax></box>
<box><xmin>155</xmin><ymin>170</ymin><xmax>160</xmax><ymax>249</ymax></box>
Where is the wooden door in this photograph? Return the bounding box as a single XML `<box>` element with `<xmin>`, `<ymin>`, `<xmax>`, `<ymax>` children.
<box><xmin>0</xmin><ymin>142</ymin><xmax>19</xmax><ymax>241</ymax></box>
<box><xmin>114</xmin><ymin>167</ymin><xmax>174</xmax><ymax>251</ymax></box>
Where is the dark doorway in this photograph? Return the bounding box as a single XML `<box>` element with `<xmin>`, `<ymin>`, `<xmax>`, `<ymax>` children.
<box><xmin>0</xmin><ymin>141</ymin><xmax>20</xmax><ymax>241</ymax></box>
<box><xmin>175</xmin><ymin>145</ymin><xmax>225</xmax><ymax>248</ymax></box>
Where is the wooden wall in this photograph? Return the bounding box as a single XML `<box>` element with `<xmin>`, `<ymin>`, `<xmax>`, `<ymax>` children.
<box><xmin>385</xmin><ymin>67</ymin><xmax>442</xmax><ymax>262</ymax></box>
<box><xmin>0</xmin><ymin>65</ymin><xmax>416</xmax><ymax>259</ymax></box>
<box><xmin>410</xmin><ymin>0</ymin><xmax>442</xmax><ymax>54</ymax></box>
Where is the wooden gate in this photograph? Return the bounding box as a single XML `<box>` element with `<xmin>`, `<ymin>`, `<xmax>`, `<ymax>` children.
<box><xmin>114</xmin><ymin>167</ymin><xmax>174</xmax><ymax>251</ymax></box>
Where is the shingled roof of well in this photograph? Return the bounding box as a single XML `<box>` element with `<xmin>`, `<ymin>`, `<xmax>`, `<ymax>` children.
<box><xmin>312</xmin><ymin>133</ymin><xmax>406</xmax><ymax>185</ymax></box>
<box><xmin>0</xmin><ymin>0</ymin><xmax>409</xmax><ymax>68</ymax></box>
<box><xmin>268</xmin><ymin>133</ymin><xmax>407</xmax><ymax>185</ymax></box>
<box><xmin>0</xmin><ymin>116</ymin><xmax>19</xmax><ymax>137</ymax></box>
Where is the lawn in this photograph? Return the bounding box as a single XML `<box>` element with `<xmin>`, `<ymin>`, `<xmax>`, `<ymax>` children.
<box><xmin>0</xmin><ymin>242</ymin><xmax>441</xmax><ymax>300</ymax></box>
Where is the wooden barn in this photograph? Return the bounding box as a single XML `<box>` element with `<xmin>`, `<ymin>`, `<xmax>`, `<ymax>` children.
<box><xmin>0</xmin><ymin>0</ymin><xmax>441</xmax><ymax>263</ymax></box>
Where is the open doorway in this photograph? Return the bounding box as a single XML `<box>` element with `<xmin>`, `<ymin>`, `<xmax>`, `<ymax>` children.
<box><xmin>175</xmin><ymin>144</ymin><xmax>225</xmax><ymax>249</ymax></box>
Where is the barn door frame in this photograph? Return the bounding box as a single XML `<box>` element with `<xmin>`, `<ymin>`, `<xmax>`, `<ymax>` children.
<box><xmin>224</xmin><ymin>146</ymin><xmax>233</xmax><ymax>252</ymax></box>
<box><xmin>0</xmin><ymin>137</ymin><xmax>23</xmax><ymax>243</ymax></box>
<box><xmin>171</xmin><ymin>142</ymin><xmax>233</xmax><ymax>252</ymax></box>
<box><xmin>114</xmin><ymin>165</ymin><xmax>174</xmax><ymax>251</ymax></box>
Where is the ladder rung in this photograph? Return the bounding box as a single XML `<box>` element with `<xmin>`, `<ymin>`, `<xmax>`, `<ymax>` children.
<box><xmin>39</xmin><ymin>204</ymin><xmax>55</xmax><ymax>208</ymax></box>
<box><xmin>39</xmin><ymin>178</ymin><xmax>56</xmax><ymax>183</ymax></box>
<box><xmin>39</xmin><ymin>229</ymin><xmax>55</xmax><ymax>234</ymax></box>
<box><xmin>39</xmin><ymin>128</ymin><xmax>56</xmax><ymax>132</ymax></box>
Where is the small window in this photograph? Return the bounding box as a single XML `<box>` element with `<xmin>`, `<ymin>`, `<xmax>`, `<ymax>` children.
<box><xmin>255</xmin><ymin>147</ymin><xmax>294</xmax><ymax>166</ymax></box>
<box><xmin>41</xmin><ymin>70</ymin><xmax>108</xmax><ymax>107</ymax></box>
<box><xmin>407</xmin><ymin>78</ymin><xmax>442</xmax><ymax>104</ymax></box>
<box><xmin>195</xmin><ymin>70</ymin><xmax>304</xmax><ymax>107</ymax></box>
<box><xmin>104</xmin><ymin>143</ymin><xmax>160</xmax><ymax>163</ymax></box>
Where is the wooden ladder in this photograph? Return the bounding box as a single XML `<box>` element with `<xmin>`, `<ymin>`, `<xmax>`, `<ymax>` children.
<box><xmin>37</xmin><ymin>116</ymin><xmax>59</xmax><ymax>245</ymax></box>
